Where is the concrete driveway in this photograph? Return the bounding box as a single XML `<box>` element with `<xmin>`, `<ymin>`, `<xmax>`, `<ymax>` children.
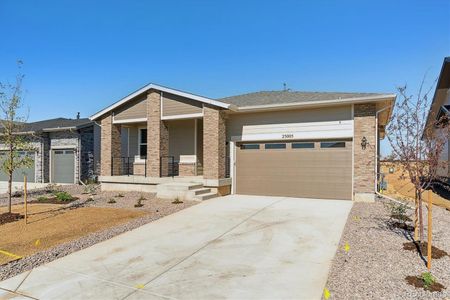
<box><xmin>0</xmin><ymin>195</ymin><xmax>352</xmax><ymax>300</ymax></box>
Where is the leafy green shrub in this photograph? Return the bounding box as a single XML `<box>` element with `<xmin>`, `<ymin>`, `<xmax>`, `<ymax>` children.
<box><xmin>107</xmin><ymin>199</ymin><xmax>116</xmax><ymax>204</ymax></box>
<box><xmin>54</xmin><ymin>191</ymin><xmax>73</xmax><ymax>202</ymax></box>
<box><xmin>37</xmin><ymin>196</ymin><xmax>48</xmax><ymax>202</ymax></box>
<box><xmin>422</xmin><ymin>272</ymin><xmax>436</xmax><ymax>290</ymax></box>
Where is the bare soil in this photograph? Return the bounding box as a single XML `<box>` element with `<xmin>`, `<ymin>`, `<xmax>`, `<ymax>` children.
<box><xmin>0</xmin><ymin>212</ymin><xmax>24</xmax><ymax>225</ymax></box>
<box><xmin>406</xmin><ymin>275</ymin><xmax>446</xmax><ymax>292</ymax></box>
<box><xmin>403</xmin><ymin>241</ymin><xmax>449</xmax><ymax>259</ymax></box>
<box><xmin>0</xmin><ymin>203</ymin><xmax>146</xmax><ymax>265</ymax></box>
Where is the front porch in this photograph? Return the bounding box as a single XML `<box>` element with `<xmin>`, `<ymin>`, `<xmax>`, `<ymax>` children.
<box><xmin>98</xmin><ymin>89</ymin><xmax>231</xmax><ymax>198</ymax></box>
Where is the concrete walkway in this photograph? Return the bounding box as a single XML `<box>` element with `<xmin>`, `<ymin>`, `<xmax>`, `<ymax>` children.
<box><xmin>0</xmin><ymin>195</ymin><xmax>352</xmax><ymax>300</ymax></box>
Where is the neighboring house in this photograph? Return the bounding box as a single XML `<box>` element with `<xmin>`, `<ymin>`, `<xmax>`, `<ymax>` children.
<box><xmin>0</xmin><ymin>117</ymin><xmax>100</xmax><ymax>184</ymax></box>
<box><xmin>91</xmin><ymin>83</ymin><xmax>396</xmax><ymax>201</ymax></box>
<box><xmin>424</xmin><ymin>57</ymin><xmax>450</xmax><ymax>182</ymax></box>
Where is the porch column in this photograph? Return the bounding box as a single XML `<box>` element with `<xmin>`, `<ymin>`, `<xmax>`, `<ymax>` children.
<box><xmin>100</xmin><ymin>113</ymin><xmax>121</xmax><ymax>176</ymax></box>
<box><xmin>147</xmin><ymin>90</ymin><xmax>169</xmax><ymax>177</ymax></box>
<box><xmin>203</xmin><ymin>105</ymin><xmax>226</xmax><ymax>180</ymax></box>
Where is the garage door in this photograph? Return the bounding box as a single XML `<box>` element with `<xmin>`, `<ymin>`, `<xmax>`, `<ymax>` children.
<box><xmin>0</xmin><ymin>151</ymin><xmax>36</xmax><ymax>182</ymax></box>
<box><xmin>51</xmin><ymin>149</ymin><xmax>75</xmax><ymax>184</ymax></box>
<box><xmin>235</xmin><ymin>140</ymin><xmax>352</xmax><ymax>200</ymax></box>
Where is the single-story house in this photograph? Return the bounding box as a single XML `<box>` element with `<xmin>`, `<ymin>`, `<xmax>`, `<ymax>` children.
<box><xmin>424</xmin><ymin>56</ymin><xmax>450</xmax><ymax>182</ymax></box>
<box><xmin>91</xmin><ymin>83</ymin><xmax>396</xmax><ymax>201</ymax></box>
<box><xmin>0</xmin><ymin>117</ymin><xmax>100</xmax><ymax>184</ymax></box>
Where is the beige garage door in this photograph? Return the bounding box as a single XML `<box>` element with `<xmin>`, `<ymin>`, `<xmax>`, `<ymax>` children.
<box><xmin>235</xmin><ymin>141</ymin><xmax>352</xmax><ymax>200</ymax></box>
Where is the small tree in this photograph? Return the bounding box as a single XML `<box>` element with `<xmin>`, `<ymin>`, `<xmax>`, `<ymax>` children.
<box><xmin>386</xmin><ymin>78</ymin><xmax>448</xmax><ymax>242</ymax></box>
<box><xmin>0</xmin><ymin>62</ymin><xmax>33</xmax><ymax>214</ymax></box>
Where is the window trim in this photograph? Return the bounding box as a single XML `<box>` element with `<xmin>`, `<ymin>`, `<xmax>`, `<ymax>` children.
<box><xmin>138</xmin><ymin>127</ymin><xmax>147</xmax><ymax>159</ymax></box>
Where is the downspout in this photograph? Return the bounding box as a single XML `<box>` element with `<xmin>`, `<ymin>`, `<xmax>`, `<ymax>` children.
<box><xmin>375</xmin><ymin>104</ymin><xmax>394</xmax><ymax>193</ymax></box>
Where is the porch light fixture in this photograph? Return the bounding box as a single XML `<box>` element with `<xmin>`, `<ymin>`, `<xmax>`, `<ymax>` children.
<box><xmin>361</xmin><ymin>136</ymin><xmax>367</xmax><ymax>150</ymax></box>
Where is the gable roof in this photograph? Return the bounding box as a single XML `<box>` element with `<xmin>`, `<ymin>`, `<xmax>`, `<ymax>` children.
<box><xmin>90</xmin><ymin>83</ymin><xmax>232</xmax><ymax>120</ymax></box>
<box><xmin>424</xmin><ymin>57</ymin><xmax>450</xmax><ymax>131</ymax></box>
<box><xmin>219</xmin><ymin>91</ymin><xmax>395</xmax><ymax>109</ymax></box>
<box><xmin>19</xmin><ymin>118</ymin><xmax>92</xmax><ymax>133</ymax></box>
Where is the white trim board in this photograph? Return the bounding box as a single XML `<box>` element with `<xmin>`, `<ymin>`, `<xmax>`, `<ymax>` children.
<box><xmin>113</xmin><ymin>117</ymin><xmax>147</xmax><ymax>124</ymax></box>
<box><xmin>90</xmin><ymin>83</ymin><xmax>232</xmax><ymax>120</ymax></box>
<box><xmin>161</xmin><ymin>113</ymin><xmax>204</xmax><ymax>120</ymax></box>
<box><xmin>231</xmin><ymin>120</ymin><xmax>353</xmax><ymax>142</ymax></box>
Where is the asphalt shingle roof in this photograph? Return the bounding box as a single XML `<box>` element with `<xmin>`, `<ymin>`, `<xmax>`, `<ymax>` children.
<box><xmin>20</xmin><ymin>118</ymin><xmax>92</xmax><ymax>132</ymax></box>
<box><xmin>218</xmin><ymin>91</ymin><xmax>384</xmax><ymax>107</ymax></box>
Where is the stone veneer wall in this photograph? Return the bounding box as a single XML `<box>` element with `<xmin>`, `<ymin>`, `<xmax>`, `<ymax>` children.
<box><xmin>147</xmin><ymin>90</ymin><xmax>169</xmax><ymax>177</ymax></box>
<box><xmin>79</xmin><ymin>126</ymin><xmax>95</xmax><ymax>181</ymax></box>
<box><xmin>353</xmin><ymin>103</ymin><xmax>377</xmax><ymax>201</ymax></box>
<box><xmin>179</xmin><ymin>163</ymin><xmax>196</xmax><ymax>176</ymax></box>
<box><xmin>203</xmin><ymin>105</ymin><xmax>226</xmax><ymax>180</ymax></box>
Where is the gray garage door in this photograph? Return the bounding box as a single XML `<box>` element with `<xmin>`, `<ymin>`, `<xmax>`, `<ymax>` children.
<box><xmin>51</xmin><ymin>149</ymin><xmax>75</xmax><ymax>184</ymax></box>
<box><xmin>0</xmin><ymin>151</ymin><xmax>36</xmax><ymax>182</ymax></box>
<box><xmin>235</xmin><ymin>140</ymin><xmax>352</xmax><ymax>200</ymax></box>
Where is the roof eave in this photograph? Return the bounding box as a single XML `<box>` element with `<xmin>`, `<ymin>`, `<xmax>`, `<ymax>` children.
<box><xmin>90</xmin><ymin>83</ymin><xmax>232</xmax><ymax>121</ymax></box>
<box><xmin>230</xmin><ymin>94</ymin><xmax>397</xmax><ymax>113</ymax></box>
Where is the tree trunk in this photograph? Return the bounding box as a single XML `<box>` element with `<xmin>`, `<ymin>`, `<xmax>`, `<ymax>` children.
<box><xmin>414</xmin><ymin>190</ymin><xmax>419</xmax><ymax>241</ymax></box>
<box><xmin>7</xmin><ymin>176</ymin><xmax>12</xmax><ymax>214</ymax></box>
<box><xmin>419</xmin><ymin>192</ymin><xmax>424</xmax><ymax>242</ymax></box>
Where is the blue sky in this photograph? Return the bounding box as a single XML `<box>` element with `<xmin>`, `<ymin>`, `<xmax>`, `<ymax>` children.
<box><xmin>0</xmin><ymin>0</ymin><xmax>449</xmax><ymax>155</ymax></box>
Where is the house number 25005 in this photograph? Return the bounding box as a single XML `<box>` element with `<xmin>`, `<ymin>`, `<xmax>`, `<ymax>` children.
<box><xmin>282</xmin><ymin>134</ymin><xmax>294</xmax><ymax>139</ymax></box>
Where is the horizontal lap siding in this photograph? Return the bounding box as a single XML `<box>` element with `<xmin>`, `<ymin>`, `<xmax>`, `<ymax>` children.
<box><xmin>114</xmin><ymin>97</ymin><xmax>147</xmax><ymax>121</ymax></box>
<box><xmin>162</xmin><ymin>93</ymin><xmax>202</xmax><ymax>117</ymax></box>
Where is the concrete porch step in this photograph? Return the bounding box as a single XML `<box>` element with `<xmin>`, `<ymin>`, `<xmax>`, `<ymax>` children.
<box><xmin>157</xmin><ymin>182</ymin><xmax>218</xmax><ymax>201</ymax></box>
<box><xmin>193</xmin><ymin>188</ymin><xmax>211</xmax><ymax>195</ymax></box>
<box><xmin>194</xmin><ymin>192</ymin><xmax>219</xmax><ymax>201</ymax></box>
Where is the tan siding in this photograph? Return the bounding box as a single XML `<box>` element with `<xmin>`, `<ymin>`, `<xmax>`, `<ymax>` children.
<box><xmin>114</xmin><ymin>96</ymin><xmax>147</xmax><ymax>121</ymax></box>
<box><xmin>162</xmin><ymin>92</ymin><xmax>202</xmax><ymax>117</ymax></box>
<box><xmin>168</xmin><ymin>119</ymin><xmax>196</xmax><ymax>161</ymax></box>
<box><xmin>236</xmin><ymin>141</ymin><xmax>352</xmax><ymax>200</ymax></box>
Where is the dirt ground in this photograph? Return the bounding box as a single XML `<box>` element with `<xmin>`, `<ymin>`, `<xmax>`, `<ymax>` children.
<box><xmin>0</xmin><ymin>203</ymin><xmax>146</xmax><ymax>265</ymax></box>
<box><xmin>381</xmin><ymin>162</ymin><xmax>450</xmax><ymax>210</ymax></box>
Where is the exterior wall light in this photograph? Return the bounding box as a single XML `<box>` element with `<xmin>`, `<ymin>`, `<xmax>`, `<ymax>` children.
<box><xmin>361</xmin><ymin>136</ymin><xmax>367</xmax><ymax>150</ymax></box>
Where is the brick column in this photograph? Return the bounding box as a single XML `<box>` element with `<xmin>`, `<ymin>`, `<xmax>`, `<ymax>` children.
<box><xmin>100</xmin><ymin>113</ymin><xmax>121</xmax><ymax>176</ymax></box>
<box><xmin>146</xmin><ymin>90</ymin><xmax>169</xmax><ymax>177</ymax></box>
<box><xmin>203</xmin><ymin>105</ymin><xmax>226</xmax><ymax>180</ymax></box>
<box><xmin>353</xmin><ymin>103</ymin><xmax>376</xmax><ymax>201</ymax></box>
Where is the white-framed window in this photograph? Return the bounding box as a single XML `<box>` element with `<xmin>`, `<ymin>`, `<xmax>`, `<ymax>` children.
<box><xmin>138</xmin><ymin>128</ymin><xmax>147</xmax><ymax>159</ymax></box>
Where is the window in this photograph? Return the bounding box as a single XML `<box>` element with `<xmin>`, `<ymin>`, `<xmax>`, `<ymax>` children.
<box><xmin>240</xmin><ymin>144</ymin><xmax>260</xmax><ymax>150</ymax></box>
<box><xmin>320</xmin><ymin>141</ymin><xmax>346</xmax><ymax>148</ymax></box>
<box><xmin>139</xmin><ymin>128</ymin><xmax>147</xmax><ymax>158</ymax></box>
<box><xmin>265</xmin><ymin>143</ymin><xmax>286</xmax><ymax>149</ymax></box>
<box><xmin>292</xmin><ymin>142</ymin><xmax>314</xmax><ymax>149</ymax></box>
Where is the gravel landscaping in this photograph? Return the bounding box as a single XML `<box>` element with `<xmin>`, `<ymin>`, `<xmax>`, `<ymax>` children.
<box><xmin>0</xmin><ymin>184</ymin><xmax>197</xmax><ymax>281</ymax></box>
<box><xmin>325</xmin><ymin>196</ymin><xmax>450</xmax><ymax>299</ymax></box>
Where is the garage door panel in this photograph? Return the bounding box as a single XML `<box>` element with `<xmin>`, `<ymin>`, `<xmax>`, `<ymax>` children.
<box><xmin>51</xmin><ymin>149</ymin><xmax>75</xmax><ymax>184</ymax></box>
<box><xmin>0</xmin><ymin>151</ymin><xmax>35</xmax><ymax>182</ymax></box>
<box><xmin>236</xmin><ymin>141</ymin><xmax>352</xmax><ymax>200</ymax></box>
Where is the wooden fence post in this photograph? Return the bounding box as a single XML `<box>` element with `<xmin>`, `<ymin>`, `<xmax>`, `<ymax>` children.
<box><xmin>427</xmin><ymin>189</ymin><xmax>432</xmax><ymax>271</ymax></box>
<box><xmin>24</xmin><ymin>175</ymin><xmax>28</xmax><ymax>225</ymax></box>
